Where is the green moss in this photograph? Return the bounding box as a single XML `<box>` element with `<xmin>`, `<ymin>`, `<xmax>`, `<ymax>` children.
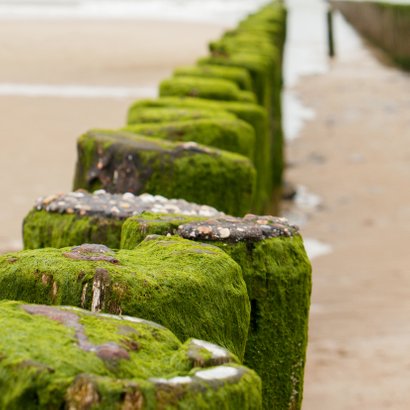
<box><xmin>199</xmin><ymin>0</ymin><xmax>287</xmax><ymax>191</ymax></box>
<box><xmin>197</xmin><ymin>52</ymin><xmax>283</xmax><ymax>191</ymax></box>
<box><xmin>73</xmin><ymin>130</ymin><xmax>256</xmax><ymax>216</ymax></box>
<box><xmin>0</xmin><ymin>236</ymin><xmax>250</xmax><ymax>360</ymax></box>
<box><xmin>217</xmin><ymin>236</ymin><xmax>311</xmax><ymax>410</ymax></box>
<box><xmin>122</xmin><ymin>117</ymin><xmax>256</xmax><ymax>160</ymax></box>
<box><xmin>198</xmin><ymin>53</ymin><xmax>271</xmax><ymax>110</ymax></box>
<box><xmin>0</xmin><ymin>300</ymin><xmax>262</xmax><ymax>409</ymax></box>
<box><xmin>125</xmin><ymin>0</ymin><xmax>288</xmax><ymax>211</ymax></box>
<box><xmin>210</xmin><ymin>36</ymin><xmax>279</xmax><ymax>63</ymax></box>
<box><xmin>23</xmin><ymin>209</ymin><xmax>125</xmax><ymax>250</ymax></box>
<box><xmin>199</xmin><ymin>48</ymin><xmax>283</xmax><ymax>189</ymax></box>
<box><xmin>120</xmin><ymin>213</ymin><xmax>208</xmax><ymax>250</ymax></box>
<box><xmin>159</xmin><ymin>76</ymin><xmax>256</xmax><ymax>103</ymax></box>
<box><xmin>126</xmin><ymin>98</ymin><xmax>272</xmax><ymax>214</ymax></box>
<box><xmin>127</xmin><ymin>106</ymin><xmax>235</xmax><ymax>125</ymax></box>
<box><xmin>119</xmin><ymin>214</ymin><xmax>312</xmax><ymax>410</ymax></box>
<box><xmin>174</xmin><ymin>64</ymin><xmax>253</xmax><ymax>91</ymax></box>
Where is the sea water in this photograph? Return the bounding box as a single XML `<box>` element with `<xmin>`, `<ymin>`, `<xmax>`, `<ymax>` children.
<box><xmin>0</xmin><ymin>0</ymin><xmax>270</xmax><ymax>98</ymax></box>
<box><xmin>0</xmin><ymin>0</ymin><xmax>270</xmax><ymax>25</ymax></box>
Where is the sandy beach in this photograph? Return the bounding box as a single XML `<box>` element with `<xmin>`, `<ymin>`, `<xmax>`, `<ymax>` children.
<box><xmin>0</xmin><ymin>19</ymin><xmax>226</xmax><ymax>251</ymax></box>
<box><xmin>287</xmin><ymin>32</ymin><xmax>410</xmax><ymax>409</ymax></box>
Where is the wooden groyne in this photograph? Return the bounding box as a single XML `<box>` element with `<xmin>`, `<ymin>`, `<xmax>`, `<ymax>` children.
<box><xmin>0</xmin><ymin>2</ymin><xmax>313</xmax><ymax>409</ymax></box>
<box><xmin>332</xmin><ymin>1</ymin><xmax>410</xmax><ymax>70</ymax></box>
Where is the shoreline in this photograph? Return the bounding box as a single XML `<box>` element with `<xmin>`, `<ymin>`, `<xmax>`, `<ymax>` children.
<box><xmin>288</xmin><ymin>32</ymin><xmax>410</xmax><ymax>410</ymax></box>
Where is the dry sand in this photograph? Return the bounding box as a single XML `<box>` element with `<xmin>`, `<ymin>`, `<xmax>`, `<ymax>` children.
<box><xmin>287</xmin><ymin>39</ymin><xmax>410</xmax><ymax>408</ymax></box>
<box><xmin>0</xmin><ymin>19</ymin><xmax>226</xmax><ymax>251</ymax></box>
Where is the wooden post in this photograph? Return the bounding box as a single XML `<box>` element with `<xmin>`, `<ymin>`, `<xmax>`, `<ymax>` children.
<box><xmin>327</xmin><ymin>5</ymin><xmax>335</xmax><ymax>57</ymax></box>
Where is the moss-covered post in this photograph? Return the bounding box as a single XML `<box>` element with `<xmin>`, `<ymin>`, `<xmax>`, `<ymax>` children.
<box><xmin>125</xmin><ymin>105</ymin><xmax>236</xmax><ymax>124</ymax></box>
<box><xmin>120</xmin><ymin>213</ymin><xmax>312</xmax><ymax>409</ymax></box>
<box><xmin>327</xmin><ymin>4</ymin><xmax>335</xmax><ymax>58</ymax></box>
<box><xmin>197</xmin><ymin>1</ymin><xmax>288</xmax><ymax>205</ymax></box>
<box><xmin>122</xmin><ymin>117</ymin><xmax>256</xmax><ymax>160</ymax></box>
<box><xmin>126</xmin><ymin>97</ymin><xmax>271</xmax><ymax>214</ymax></box>
<box><xmin>0</xmin><ymin>300</ymin><xmax>262</xmax><ymax>409</ymax></box>
<box><xmin>174</xmin><ymin>64</ymin><xmax>254</xmax><ymax>91</ymax></box>
<box><xmin>23</xmin><ymin>191</ymin><xmax>223</xmax><ymax>249</ymax></box>
<box><xmin>120</xmin><ymin>212</ymin><xmax>208</xmax><ymax>250</ymax></box>
<box><xmin>159</xmin><ymin>76</ymin><xmax>256</xmax><ymax>103</ymax></box>
<box><xmin>178</xmin><ymin>216</ymin><xmax>311</xmax><ymax>410</ymax></box>
<box><xmin>73</xmin><ymin>130</ymin><xmax>256</xmax><ymax>216</ymax></box>
<box><xmin>0</xmin><ymin>236</ymin><xmax>250</xmax><ymax>361</ymax></box>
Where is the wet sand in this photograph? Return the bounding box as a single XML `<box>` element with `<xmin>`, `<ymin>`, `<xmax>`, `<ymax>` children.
<box><xmin>287</xmin><ymin>34</ymin><xmax>410</xmax><ymax>409</ymax></box>
<box><xmin>0</xmin><ymin>19</ymin><xmax>226</xmax><ymax>251</ymax></box>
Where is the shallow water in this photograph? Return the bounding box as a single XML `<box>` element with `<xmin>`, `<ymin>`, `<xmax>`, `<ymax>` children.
<box><xmin>303</xmin><ymin>238</ymin><xmax>333</xmax><ymax>260</ymax></box>
<box><xmin>282</xmin><ymin>4</ymin><xmax>365</xmax><ymax>142</ymax></box>
<box><xmin>0</xmin><ymin>0</ymin><xmax>270</xmax><ymax>24</ymax></box>
<box><xmin>0</xmin><ymin>83</ymin><xmax>158</xmax><ymax>98</ymax></box>
<box><xmin>282</xmin><ymin>0</ymin><xmax>329</xmax><ymax>249</ymax></box>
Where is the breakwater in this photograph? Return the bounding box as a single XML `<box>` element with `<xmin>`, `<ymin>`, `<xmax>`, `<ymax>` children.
<box><xmin>332</xmin><ymin>0</ymin><xmax>410</xmax><ymax>70</ymax></box>
<box><xmin>0</xmin><ymin>2</ymin><xmax>312</xmax><ymax>409</ymax></box>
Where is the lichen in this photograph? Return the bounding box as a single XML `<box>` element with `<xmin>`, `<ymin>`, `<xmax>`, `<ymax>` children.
<box><xmin>0</xmin><ymin>300</ymin><xmax>261</xmax><ymax>409</ymax></box>
<box><xmin>0</xmin><ymin>236</ymin><xmax>250</xmax><ymax>360</ymax></box>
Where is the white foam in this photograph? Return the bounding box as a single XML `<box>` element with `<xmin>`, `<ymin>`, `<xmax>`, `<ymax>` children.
<box><xmin>0</xmin><ymin>83</ymin><xmax>157</xmax><ymax>99</ymax></box>
<box><xmin>283</xmin><ymin>0</ymin><xmax>329</xmax><ymax>87</ymax></box>
<box><xmin>303</xmin><ymin>238</ymin><xmax>333</xmax><ymax>260</ymax></box>
<box><xmin>0</xmin><ymin>0</ymin><xmax>271</xmax><ymax>25</ymax></box>
<box><xmin>294</xmin><ymin>186</ymin><xmax>322</xmax><ymax>210</ymax></box>
<box><xmin>283</xmin><ymin>91</ymin><xmax>316</xmax><ymax>141</ymax></box>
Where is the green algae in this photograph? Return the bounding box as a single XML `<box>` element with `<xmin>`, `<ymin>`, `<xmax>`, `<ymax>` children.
<box><xmin>122</xmin><ymin>117</ymin><xmax>256</xmax><ymax>160</ymax></box>
<box><xmin>198</xmin><ymin>52</ymin><xmax>272</xmax><ymax>112</ymax></box>
<box><xmin>0</xmin><ymin>300</ymin><xmax>262</xmax><ymax>409</ymax></box>
<box><xmin>73</xmin><ymin>130</ymin><xmax>256</xmax><ymax>216</ymax></box>
<box><xmin>23</xmin><ymin>209</ymin><xmax>125</xmax><ymax>250</ymax></box>
<box><xmin>120</xmin><ymin>213</ymin><xmax>207</xmax><ymax>250</ymax></box>
<box><xmin>159</xmin><ymin>76</ymin><xmax>256</xmax><ymax>103</ymax></box>
<box><xmin>201</xmin><ymin>39</ymin><xmax>284</xmax><ymax>190</ymax></box>
<box><xmin>174</xmin><ymin>64</ymin><xmax>253</xmax><ymax>91</ymax></box>
<box><xmin>119</xmin><ymin>214</ymin><xmax>312</xmax><ymax>410</ymax></box>
<box><xmin>217</xmin><ymin>236</ymin><xmax>311</xmax><ymax>410</ymax></box>
<box><xmin>0</xmin><ymin>236</ymin><xmax>250</xmax><ymax>360</ymax></box>
<box><xmin>127</xmin><ymin>106</ymin><xmax>235</xmax><ymax>126</ymax></box>
<box><xmin>125</xmin><ymin>0</ymin><xmax>288</xmax><ymax>211</ymax></box>
<box><xmin>199</xmin><ymin>0</ymin><xmax>287</xmax><ymax>191</ymax></box>
<box><xmin>126</xmin><ymin>97</ymin><xmax>272</xmax><ymax>214</ymax></box>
